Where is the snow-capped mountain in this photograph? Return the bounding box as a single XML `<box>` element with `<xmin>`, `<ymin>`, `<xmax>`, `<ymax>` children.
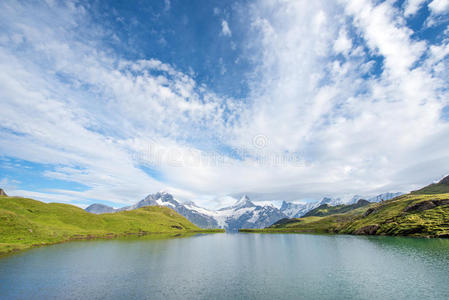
<box><xmin>279</xmin><ymin>192</ymin><xmax>403</xmax><ymax>218</ymax></box>
<box><xmin>85</xmin><ymin>191</ymin><xmax>404</xmax><ymax>230</ymax></box>
<box><xmin>180</xmin><ymin>195</ymin><xmax>287</xmax><ymax>231</ymax></box>
<box><xmin>279</xmin><ymin>201</ymin><xmax>316</xmax><ymax>218</ymax></box>
<box><xmin>117</xmin><ymin>192</ymin><xmax>219</xmax><ymax>228</ymax></box>
<box><xmin>214</xmin><ymin>195</ymin><xmax>286</xmax><ymax>231</ymax></box>
<box><xmin>280</xmin><ymin>197</ymin><xmax>342</xmax><ymax>218</ymax></box>
<box><xmin>367</xmin><ymin>192</ymin><xmax>403</xmax><ymax>202</ymax></box>
<box><xmin>348</xmin><ymin>192</ymin><xmax>403</xmax><ymax>204</ymax></box>
<box><xmin>85</xmin><ymin>192</ymin><xmax>286</xmax><ymax>231</ymax></box>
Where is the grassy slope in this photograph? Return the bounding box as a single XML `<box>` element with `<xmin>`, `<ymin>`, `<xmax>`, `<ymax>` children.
<box><xmin>411</xmin><ymin>175</ymin><xmax>449</xmax><ymax>194</ymax></box>
<box><xmin>411</xmin><ymin>184</ymin><xmax>449</xmax><ymax>195</ymax></box>
<box><xmin>0</xmin><ymin>196</ymin><xmax>223</xmax><ymax>255</ymax></box>
<box><xmin>302</xmin><ymin>200</ymin><xmax>370</xmax><ymax>218</ymax></box>
<box><xmin>240</xmin><ymin>193</ymin><xmax>449</xmax><ymax>238</ymax></box>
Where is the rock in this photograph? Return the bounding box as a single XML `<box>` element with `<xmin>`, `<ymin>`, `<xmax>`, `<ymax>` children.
<box><xmin>404</xmin><ymin>199</ymin><xmax>449</xmax><ymax>213</ymax></box>
<box><xmin>396</xmin><ymin>225</ymin><xmax>426</xmax><ymax>235</ymax></box>
<box><xmin>353</xmin><ymin>224</ymin><xmax>380</xmax><ymax>235</ymax></box>
<box><xmin>439</xmin><ymin>175</ymin><xmax>449</xmax><ymax>185</ymax></box>
<box><xmin>0</xmin><ymin>189</ymin><xmax>7</xmax><ymax>196</ymax></box>
<box><xmin>363</xmin><ymin>207</ymin><xmax>376</xmax><ymax>217</ymax></box>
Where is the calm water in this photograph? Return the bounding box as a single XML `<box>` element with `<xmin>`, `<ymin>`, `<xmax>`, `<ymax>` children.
<box><xmin>1</xmin><ymin>233</ymin><xmax>449</xmax><ymax>300</ymax></box>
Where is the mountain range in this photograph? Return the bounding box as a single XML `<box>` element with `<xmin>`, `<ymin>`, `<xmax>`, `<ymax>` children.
<box><xmin>86</xmin><ymin>191</ymin><xmax>403</xmax><ymax>231</ymax></box>
<box><xmin>242</xmin><ymin>175</ymin><xmax>449</xmax><ymax>238</ymax></box>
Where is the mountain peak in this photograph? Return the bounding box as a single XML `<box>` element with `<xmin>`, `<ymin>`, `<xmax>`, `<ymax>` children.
<box><xmin>155</xmin><ymin>190</ymin><xmax>171</xmax><ymax>197</ymax></box>
<box><xmin>439</xmin><ymin>175</ymin><xmax>449</xmax><ymax>185</ymax></box>
<box><xmin>412</xmin><ymin>174</ymin><xmax>449</xmax><ymax>194</ymax></box>
<box><xmin>232</xmin><ymin>195</ymin><xmax>255</xmax><ymax>209</ymax></box>
<box><xmin>0</xmin><ymin>188</ymin><xmax>7</xmax><ymax>196</ymax></box>
<box><xmin>85</xmin><ymin>203</ymin><xmax>116</xmax><ymax>214</ymax></box>
<box><xmin>280</xmin><ymin>200</ymin><xmax>289</xmax><ymax>210</ymax></box>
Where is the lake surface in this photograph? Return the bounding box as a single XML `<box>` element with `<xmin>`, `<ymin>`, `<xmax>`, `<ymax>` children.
<box><xmin>1</xmin><ymin>233</ymin><xmax>449</xmax><ymax>300</ymax></box>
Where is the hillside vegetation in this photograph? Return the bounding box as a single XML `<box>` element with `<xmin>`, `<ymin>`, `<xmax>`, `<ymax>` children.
<box><xmin>0</xmin><ymin>196</ymin><xmax>223</xmax><ymax>255</ymax></box>
<box><xmin>411</xmin><ymin>175</ymin><xmax>449</xmax><ymax>195</ymax></box>
<box><xmin>302</xmin><ymin>199</ymin><xmax>371</xmax><ymax>218</ymax></box>
<box><xmin>240</xmin><ymin>193</ymin><xmax>449</xmax><ymax>238</ymax></box>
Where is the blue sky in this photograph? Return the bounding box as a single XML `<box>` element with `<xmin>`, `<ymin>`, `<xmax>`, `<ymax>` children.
<box><xmin>1</xmin><ymin>0</ymin><xmax>449</xmax><ymax>209</ymax></box>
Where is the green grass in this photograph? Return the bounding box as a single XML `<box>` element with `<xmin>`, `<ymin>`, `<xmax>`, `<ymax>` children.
<box><xmin>411</xmin><ymin>175</ymin><xmax>449</xmax><ymax>194</ymax></box>
<box><xmin>0</xmin><ymin>196</ymin><xmax>223</xmax><ymax>256</ymax></box>
<box><xmin>411</xmin><ymin>183</ymin><xmax>449</xmax><ymax>194</ymax></box>
<box><xmin>302</xmin><ymin>199</ymin><xmax>370</xmax><ymax>217</ymax></box>
<box><xmin>240</xmin><ymin>193</ymin><xmax>449</xmax><ymax>238</ymax></box>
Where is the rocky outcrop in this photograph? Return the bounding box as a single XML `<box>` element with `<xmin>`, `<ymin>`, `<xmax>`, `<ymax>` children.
<box><xmin>363</xmin><ymin>207</ymin><xmax>376</xmax><ymax>217</ymax></box>
<box><xmin>353</xmin><ymin>224</ymin><xmax>380</xmax><ymax>235</ymax></box>
<box><xmin>404</xmin><ymin>199</ymin><xmax>449</xmax><ymax>213</ymax></box>
<box><xmin>439</xmin><ymin>175</ymin><xmax>449</xmax><ymax>185</ymax></box>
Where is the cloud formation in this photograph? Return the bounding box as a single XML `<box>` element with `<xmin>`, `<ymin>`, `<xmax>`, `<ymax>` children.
<box><xmin>221</xmin><ymin>20</ymin><xmax>232</xmax><ymax>36</ymax></box>
<box><xmin>1</xmin><ymin>0</ymin><xmax>449</xmax><ymax>208</ymax></box>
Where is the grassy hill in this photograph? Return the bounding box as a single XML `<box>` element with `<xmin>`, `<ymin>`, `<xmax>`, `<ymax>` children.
<box><xmin>411</xmin><ymin>175</ymin><xmax>449</xmax><ymax>195</ymax></box>
<box><xmin>240</xmin><ymin>193</ymin><xmax>449</xmax><ymax>238</ymax></box>
<box><xmin>302</xmin><ymin>199</ymin><xmax>371</xmax><ymax>218</ymax></box>
<box><xmin>0</xmin><ymin>196</ymin><xmax>223</xmax><ymax>255</ymax></box>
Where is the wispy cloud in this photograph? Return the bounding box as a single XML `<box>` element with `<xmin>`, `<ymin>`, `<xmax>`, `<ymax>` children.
<box><xmin>221</xmin><ymin>20</ymin><xmax>232</xmax><ymax>36</ymax></box>
<box><xmin>403</xmin><ymin>0</ymin><xmax>427</xmax><ymax>17</ymax></box>
<box><xmin>429</xmin><ymin>0</ymin><xmax>449</xmax><ymax>14</ymax></box>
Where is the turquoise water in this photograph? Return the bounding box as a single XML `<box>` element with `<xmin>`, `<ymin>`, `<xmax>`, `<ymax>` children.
<box><xmin>1</xmin><ymin>233</ymin><xmax>449</xmax><ymax>299</ymax></box>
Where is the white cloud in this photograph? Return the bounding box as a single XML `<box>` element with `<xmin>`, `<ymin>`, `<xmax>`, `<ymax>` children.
<box><xmin>334</xmin><ymin>29</ymin><xmax>352</xmax><ymax>54</ymax></box>
<box><xmin>428</xmin><ymin>0</ymin><xmax>449</xmax><ymax>14</ymax></box>
<box><xmin>221</xmin><ymin>20</ymin><xmax>232</xmax><ymax>36</ymax></box>
<box><xmin>164</xmin><ymin>0</ymin><xmax>171</xmax><ymax>12</ymax></box>
<box><xmin>403</xmin><ymin>0</ymin><xmax>427</xmax><ymax>16</ymax></box>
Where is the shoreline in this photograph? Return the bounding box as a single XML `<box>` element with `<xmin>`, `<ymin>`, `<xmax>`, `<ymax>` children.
<box><xmin>238</xmin><ymin>228</ymin><xmax>448</xmax><ymax>239</ymax></box>
<box><xmin>0</xmin><ymin>229</ymin><xmax>224</xmax><ymax>258</ymax></box>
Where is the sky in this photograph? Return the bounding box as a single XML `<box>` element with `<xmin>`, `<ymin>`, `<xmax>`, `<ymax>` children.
<box><xmin>1</xmin><ymin>0</ymin><xmax>449</xmax><ymax>209</ymax></box>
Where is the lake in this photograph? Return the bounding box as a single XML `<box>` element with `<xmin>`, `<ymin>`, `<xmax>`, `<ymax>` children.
<box><xmin>0</xmin><ymin>233</ymin><xmax>448</xmax><ymax>299</ymax></box>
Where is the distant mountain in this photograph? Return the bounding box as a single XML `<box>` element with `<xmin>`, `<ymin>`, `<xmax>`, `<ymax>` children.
<box><xmin>411</xmin><ymin>175</ymin><xmax>449</xmax><ymax>195</ymax></box>
<box><xmin>0</xmin><ymin>189</ymin><xmax>7</xmax><ymax>196</ymax></box>
<box><xmin>302</xmin><ymin>199</ymin><xmax>371</xmax><ymax>218</ymax></box>
<box><xmin>210</xmin><ymin>195</ymin><xmax>287</xmax><ymax>231</ymax></box>
<box><xmin>349</xmin><ymin>192</ymin><xmax>403</xmax><ymax>204</ymax></box>
<box><xmin>85</xmin><ymin>203</ymin><xmax>116</xmax><ymax>214</ymax></box>
<box><xmin>318</xmin><ymin>197</ymin><xmax>343</xmax><ymax>206</ymax></box>
<box><xmin>245</xmin><ymin>183</ymin><xmax>449</xmax><ymax>239</ymax></box>
<box><xmin>280</xmin><ymin>197</ymin><xmax>342</xmax><ymax>218</ymax></box>
<box><xmin>85</xmin><ymin>193</ymin><xmax>286</xmax><ymax>231</ymax></box>
<box><xmin>117</xmin><ymin>192</ymin><xmax>219</xmax><ymax>229</ymax></box>
<box><xmin>85</xmin><ymin>190</ymin><xmax>404</xmax><ymax>231</ymax></box>
<box><xmin>280</xmin><ymin>193</ymin><xmax>402</xmax><ymax>218</ymax></box>
<box><xmin>367</xmin><ymin>192</ymin><xmax>403</xmax><ymax>203</ymax></box>
<box><xmin>279</xmin><ymin>201</ymin><xmax>314</xmax><ymax>218</ymax></box>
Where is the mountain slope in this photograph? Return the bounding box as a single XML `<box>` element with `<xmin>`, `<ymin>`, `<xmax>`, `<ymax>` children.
<box><xmin>412</xmin><ymin>175</ymin><xmax>449</xmax><ymax>195</ymax></box>
<box><xmin>178</xmin><ymin>195</ymin><xmax>287</xmax><ymax>231</ymax></box>
<box><xmin>120</xmin><ymin>192</ymin><xmax>219</xmax><ymax>229</ymax></box>
<box><xmin>280</xmin><ymin>193</ymin><xmax>402</xmax><ymax>218</ymax></box>
<box><xmin>85</xmin><ymin>203</ymin><xmax>116</xmax><ymax>214</ymax></box>
<box><xmin>211</xmin><ymin>196</ymin><xmax>286</xmax><ymax>231</ymax></box>
<box><xmin>241</xmin><ymin>193</ymin><xmax>449</xmax><ymax>238</ymax></box>
<box><xmin>86</xmin><ymin>193</ymin><xmax>286</xmax><ymax>231</ymax></box>
<box><xmin>0</xmin><ymin>195</ymin><xmax>222</xmax><ymax>255</ymax></box>
<box><xmin>279</xmin><ymin>197</ymin><xmax>342</xmax><ymax>218</ymax></box>
<box><xmin>302</xmin><ymin>199</ymin><xmax>371</xmax><ymax>217</ymax></box>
